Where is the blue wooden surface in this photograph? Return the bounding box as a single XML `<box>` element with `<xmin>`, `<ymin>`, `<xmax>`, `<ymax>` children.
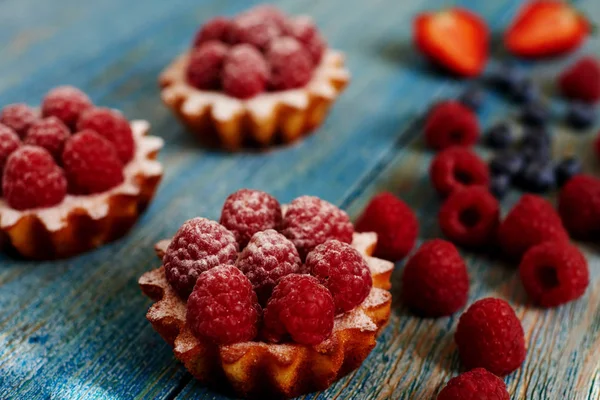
<box><xmin>1</xmin><ymin>0</ymin><xmax>599</xmax><ymax>399</ymax></box>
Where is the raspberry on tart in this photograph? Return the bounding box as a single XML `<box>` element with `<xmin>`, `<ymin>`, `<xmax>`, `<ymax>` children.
<box><xmin>159</xmin><ymin>4</ymin><xmax>349</xmax><ymax>149</ymax></box>
<box><xmin>77</xmin><ymin>107</ymin><xmax>135</xmax><ymax>163</ymax></box>
<box><xmin>0</xmin><ymin>124</ymin><xmax>21</xmax><ymax>177</ymax></box>
<box><xmin>41</xmin><ymin>85</ymin><xmax>93</xmax><ymax>130</ymax></box>
<box><xmin>24</xmin><ymin>117</ymin><xmax>70</xmax><ymax>161</ymax></box>
<box><xmin>0</xmin><ymin>103</ymin><xmax>38</xmax><ymax>137</ymax></box>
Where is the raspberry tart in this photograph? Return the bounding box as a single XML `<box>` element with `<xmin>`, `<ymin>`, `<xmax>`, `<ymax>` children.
<box><xmin>0</xmin><ymin>86</ymin><xmax>163</xmax><ymax>259</ymax></box>
<box><xmin>139</xmin><ymin>190</ymin><xmax>392</xmax><ymax>398</ymax></box>
<box><xmin>159</xmin><ymin>5</ymin><xmax>350</xmax><ymax>149</ymax></box>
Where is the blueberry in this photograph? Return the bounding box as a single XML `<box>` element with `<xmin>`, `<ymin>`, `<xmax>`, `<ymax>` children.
<box><xmin>521</xmin><ymin>101</ymin><xmax>550</xmax><ymax>126</ymax></box>
<box><xmin>555</xmin><ymin>157</ymin><xmax>582</xmax><ymax>187</ymax></box>
<box><xmin>458</xmin><ymin>86</ymin><xmax>485</xmax><ymax>111</ymax></box>
<box><xmin>490</xmin><ymin>62</ymin><xmax>523</xmax><ymax>92</ymax></box>
<box><xmin>566</xmin><ymin>102</ymin><xmax>597</xmax><ymax>129</ymax></box>
<box><xmin>517</xmin><ymin>161</ymin><xmax>555</xmax><ymax>193</ymax></box>
<box><xmin>521</xmin><ymin>128</ymin><xmax>551</xmax><ymax>149</ymax></box>
<box><xmin>489</xmin><ymin>151</ymin><xmax>525</xmax><ymax>177</ymax></box>
<box><xmin>485</xmin><ymin>122</ymin><xmax>514</xmax><ymax>149</ymax></box>
<box><xmin>510</xmin><ymin>78</ymin><xmax>538</xmax><ymax>104</ymax></box>
<box><xmin>522</xmin><ymin>145</ymin><xmax>551</xmax><ymax>163</ymax></box>
<box><xmin>489</xmin><ymin>173</ymin><xmax>511</xmax><ymax>199</ymax></box>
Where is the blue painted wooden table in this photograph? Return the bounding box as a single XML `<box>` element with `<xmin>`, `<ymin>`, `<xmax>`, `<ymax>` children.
<box><xmin>1</xmin><ymin>0</ymin><xmax>599</xmax><ymax>399</ymax></box>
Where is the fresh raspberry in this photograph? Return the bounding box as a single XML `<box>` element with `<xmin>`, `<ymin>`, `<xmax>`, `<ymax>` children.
<box><xmin>402</xmin><ymin>239</ymin><xmax>469</xmax><ymax>317</ymax></box>
<box><xmin>439</xmin><ymin>187</ymin><xmax>499</xmax><ymax>248</ymax></box>
<box><xmin>192</xmin><ymin>17</ymin><xmax>231</xmax><ymax>47</ymax></box>
<box><xmin>305</xmin><ymin>239</ymin><xmax>373</xmax><ymax>313</ymax></box>
<box><xmin>24</xmin><ymin>117</ymin><xmax>70</xmax><ymax>160</ymax></box>
<box><xmin>519</xmin><ymin>241</ymin><xmax>589</xmax><ymax>308</ymax></box>
<box><xmin>498</xmin><ymin>194</ymin><xmax>569</xmax><ymax>260</ymax></box>
<box><xmin>558</xmin><ymin>174</ymin><xmax>600</xmax><ymax>239</ymax></box>
<box><xmin>186</xmin><ymin>265</ymin><xmax>260</xmax><ymax>344</ymax></box>
<box><xmin>436</xmin><ymin>368</ymin><xmax>510</xmax><ymax>400</ymax></box>
<box><xmin>219</xmin><ymin>188</ymin><xmax>282</xmax><ymax>248</ymax></box>
<box><xmin>61</xmin><ymin>130</ymin><xmax>124</xmax><ymax>194</ymax></box>
<box><xmin>266</xmin><ymin>36</ymin><xmax>314</xmax><ymax>91</ymax></box>
<box><xmin>222</xmin><ymin>44</ymin><xmax>269</xmax><ymax>99</ymax></box>
<box><xmin>236</xmin><ymin>229</ymin><xmax>301</xmax><ymax>305</ymax></box>
<box><xmin>558</xmin><ymin>57</ymin><xmax>600</xmax><ymax>103</ymax></box>
<box><xmin>424</xmin><ymin>101</ymin><xmax>480</xmax><ymax>150</ymax></box>
<box><xmin>41</xmin><ymin>86</ymin><xmax>93</xmax><ymax>130</ymax></box>
<box><xmin>263</xmin><ymin>274</ymin><xmax>334</xmax><ymax>345</ymax></box>
<box><xmin>280</xmin><ymin>195</ymin><xmax>354</xmax><ymax>258</ymax></box>
<box><xmin>163</xmin><ymin>217</ymin><xmax>239</xmax><ymax>298</ymax></box>
<box><xmin>239</xmin><ymin>5</ymin><xmax>288</xmax><ymax>30</ymax></box>
<box><xmin>429</xmin><ymin>147</ymin><xmax>490</xmax><ymax>197</ymax></box>
<box><xmin>2</xmin><ymin>146</ymin><xmax>67</xmax><ymax>210</ymax></box>
<box><xmin>455</xmin><ymin>298</ymin><xmax>526</xmax><ymax>376</ymax></box>
<box><xmin>228</xmin><ymin>12</ymin><xmax>283</xmax><ymax>50</ymax></box>
<box><xmin>0</xmin><ymin>103</ymin><xmax>38</xmax><ymax>137</ymax></box>
<box><xmin>76</xmin><ymin>107</ymin><xmax>135</xmax><ymax>164</ymax></box>
<box><xmin>0</xmin><ymin>124</ymin><xmax>21</xmax><ymax>176</ymax></box>
<box><xmin>284</xmin><ymin>16</ymin><xmax>326</xmax><ymax>64</ymax></box>
<box><xmin>355</xmin><ymin>192</ymin><xmax>418</xmax><ymax>262</ymax></box>
<box><xmin>186</xmin><ymin>41</ymin><xmax>229</xmax><ymax>90</ymax></box>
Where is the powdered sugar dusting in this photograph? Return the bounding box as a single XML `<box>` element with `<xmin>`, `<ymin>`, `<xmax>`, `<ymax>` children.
<box><xmin>333</xmin><ymin>308</ymin><xmax>376</xmax><ymax>332</ymax></box>
<box><xmin>362</xmin><ymin>288</ymin><xmax>391</xmax><ymax>308</ymax></box>
<box><xmin>352</xmin><ymin>232</ymin><xmax>377</xmax><ymax>255</ymax></box>
<box><xmin>365</xmin><ymin>256</ymin><xmax>394</xmax><ymax>275</ymax></box>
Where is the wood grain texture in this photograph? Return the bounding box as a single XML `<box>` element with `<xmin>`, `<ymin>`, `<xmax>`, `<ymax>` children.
<box><xmin>0</xmin><ymin>0</ymin><xmax>599</xmax><ymax>399</ymax></box>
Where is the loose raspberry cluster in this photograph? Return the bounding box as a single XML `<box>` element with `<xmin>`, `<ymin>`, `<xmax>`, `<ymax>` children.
<box><xmin>186</xmin><ymin>5</ymin><xmax>326</xmax><ymax>99</ymax></box>
<box><xmin>0</xmin><ymin>86</ymin><xmax>136</xmax><ymax>210</ymax></box>
<box><xmin>163</xmin><ymin>189</ymin><xmax>374</xmax><ymax>346</ymax></box>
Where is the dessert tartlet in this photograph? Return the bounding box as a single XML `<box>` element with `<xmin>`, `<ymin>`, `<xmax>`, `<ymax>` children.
<box><xmin>159</xmin><ymin>5</ymin><xmax>350</xmax><ymax>150</ymax></box>
<box><xmin>139</xmin><ymin>190</ymin><xmax>392</xmax><ymax>398</ymax></box>
<box><xmin>0</xmin><ymin>86</ymin><xmax>163</xmax><ymax>259</ymax></box>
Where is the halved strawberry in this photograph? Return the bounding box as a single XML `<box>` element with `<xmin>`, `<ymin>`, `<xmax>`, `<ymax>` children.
<box><xmin>505</xmin><ymin>0</ymin><xmax>591</xmax><ymax>58</ymax></box>
<box><xmin>414</xmin><ymin>8</ymin><xmax>489</xmax><ymax>77</ymax></box>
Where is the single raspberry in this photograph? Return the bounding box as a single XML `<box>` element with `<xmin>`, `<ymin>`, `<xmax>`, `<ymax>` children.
<box><xmin>284</xmin><ymin>16</ymin><xmax>326</xmax><ymax>64</ymax></box>
<box><xmin>24</xmin><ymin>117</ymin><xmax>70</xmax><ymax>160</ymax></box>
<box><xmin>424</xmin><ymin>101</ymin><xmax>480</xmax><ymax>150</ymax></box>
<box><xmin>186</xmin><ymin>265</ymin><xmax>260</xmax><ymax>344</ymax></box>
<box><xmin>76</xmin><ymin>107</ymin><xmax>135</xmax><ymax>163</ymax></box>
<box><xmin>558</xmin><ymin>57</ymin><xmax>600</xmax><ymax>103</ymax></box>
<box><xmin>402</xmin><ymin>239</ymin><xmax>469</xmax><ymax>317</ymax></box>
<box><xmin>222</xmin><ymin>44</ymin><xmax>269</xmax><ymax>99</ymax></box>
<box><xmin>0</xmin><ymin>124</ymin><xmax>21</xmax><ymax>176</ymax></box>
<box><xmin>266</xmin><ymin>36</ymin><xmax>314</xmax><ymax>91</ymax></box>
<box><xmin>439</xmin><ymin>187</ymin><xmax>499</xmax><ymax>248</ymax></box>
<box><xmin>0</xmin><ymin>103</ymin><xmax>38</xmax><ymax>137</ymax></box>
<box><xmin>236</xmin><ymin>229</ymin><xmax>301</xmax><ymax>305</ymax></box>
<box><xmin>436</xmin><ymin>368</ymin><xmax>510</xmax><ymax>400</ymax></box>
<box><xmin>280</xmin><ymin>195</ymin><xmax>354</xmax><ymax>259</ymax></box>
<box><xmin>41</xmin><ymin>86</ymin><xmax>93</xmax><ymax>130</ymax></box>
<box><xmin>239</xmin><ymin>5</ymin><xmax>288</xmax><ymax>30</ymax></box>
<box><xmin>163</xmin><ymin>217</ymin><xmax>239</xmax><ymax>298</ymax></box>
<box><xmin>2</xmin><ymin>146</ymin><xmax>67</xmax><ymax>210</ymax></box>
<box><xmin>498</xmin><ymin>194</ymin><xmax>569</xmax><ymax>260</ymax></box>
<box><xmin>192</xmin><ymin>17</ymin><xmax>231</xmax><ymax>47</ymax></box>
<box><xmin>61</xmin><ymin>130</ymin><xmax>124</xmax><ymax>194</ymax></box>
<box><xmin>219</xmin><ymin>188</ymin><xmax>282</xmax><ymax>248</ymax></box>
<box><xmin>228</xmin><ymin>12</ymin><xmax>283</xmax><ymax>50</ymax></box>
<box><xmin>306</xmin><ymin>239</ymin><xmax>373</xmax><ymax>313</ymax></box>
<box><xmin>558</xmin><ymin>174</ymin><xmax>600</xmax><ymax>239</ymax></box>
<box><xmin>519</xmin><ymin>241</ymin><xmax>589</xmax><ymax>308</ymax></box>
<box><xmin>429</xmin><ymin>147</ymin><xmax>490</xmax><ymax>197</ymax></box>
<box><xmin>263</xmin><ymin>274</ymin><xmax>334</xmax><ymax>345</ymax></box>
<box><xmin>355</xmin><ymin>192</ymin><xmax>418</xmax><ymax>262</ymax></box>
<box><xmin>455</xmin><ymin>298</ymin><xmax>526</xmax><ymax>376</ymax></box>
<box><xmin>186</xmin><ymin>41</ymin><xmax>229</xmax><ymax>90</ymax></box>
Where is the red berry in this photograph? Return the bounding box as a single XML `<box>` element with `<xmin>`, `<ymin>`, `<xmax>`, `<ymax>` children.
<box><xmin>498</xmin><ymin>194</ymin><xmax>569</xmax><ymax>260</ymax></box>
<box><xmin>455</xmin><ymin>298</ymin><xmax>526</xmax><ymax>376</ymax></box>
<box><xmin>402</xmin><ymin>239</ymin><xmax>469</xmax><ymax>317</ymax></box>
<box><xmin>24</xmin><ymin>117</ymin><xmax>70</xmax><ymax>160</ymax></box>
<box><xmin>2</xmin><ymin>146</ymin><xmax>67</xmax><ymax>210</ymax></box>
<box><xmin>192</xmin><ymin>17</ymin><xmax>231</xmax><ymax>47</ymax></box>
<box><xmin>558</xmin><ymin>174</ymin><xmax>600</xmax><ymax>239</ymax></box>
<box><xmin>266</xmin><ymin>36</ymin><xmax>314</xmax><ymax>90</ymax></box>
<box><xmin>284</xmin><ymin>16</ymin><xmax>326</xmax><ymax>65</ymax></box>
<box><xmin>0</xmin><ymin>124</ymin><xmax>21</xmax><ymax>176</ymax></box>
<box><xmin>437</xmin><ymin>368</ymin><xmax>510</xmax><ymax>400</ymax></box>
<box><xmin>186</xmin><ymin>265</ymin><xmax>260</xmax><ymax>345</ymax></box>
<box><xmin>186</xmin><ymin>41</ymin><xmax>229</xmax><ymax>90</ymax></box>
<box><xmin>0</xmin><ymin>103</ymin><xmax>38</xmax><ymax>137</ymax></box>
<box><xmin>306</xmin><ymin>239</ymin><xmax>373</xmax><ymax>313</ymax></box>
<box><xmin>222</xmin><ymin>44</ymin><xmax>269</xmax><ymax>99</ymax></box>
<box><xmin>424</xmin><ymin>101</ymin><xmax>479</xmax><ymax>150</ymax></box>
<box><xmin>163</xmin><ymin>218</ymin><xmax>239</xmax><ymax>298</ymax></box>
<box><xmin>281</xmin><ymin>195</ymin><xmax>354</xmax><ymax>259</ymax></box>
<box><xmin>355</xmin><ymin>192</ymin><xmax>418</xmax><ymax>262</ymax></box>
<box><xmin>239</xmin><ymin>5</ymin><xmax>288</xmax><ymax>30</ymax></box>
<box><xmin>61</xmin><ymin>130</ymin><xmax>124</xmax><ymax>194</ymax></box>
<box><xmin>77</xmin><ymin>107</ymin><xmax>135</xmax><ymax>164</ymax></box>
<box><xmin>219</xmin><ymin>188</ymin><xmax>282</xmax><ymax>248</ymax></box>
<box><xmin>228</xmin><ymin>12</ymin><xmax>283</xmax><ymax>50</ymax></box>
<box><xmin>430</xmin><ymin>147</ymin><xmax>490</xmax><ymax>197</ymax></box>
<box><xmin>559</xmin><ymin>56</ymin><xmax>600</xmax><ymax>103</ymax></box>
<box><xmin>519</xmin><ymin>241</ymin><xmax>589</xmax><ymax>308</ymax></box>
<box><xmin>236</xmin><ymin>229</ymin><xmax>302</xmax><ymax>305</ymax></box>
<box><xmin>263</xmin><ymin>274</ymin><xmax>334</xmax><ymax>345</ymax></box>
<box><xmin>41</xmin><ymin>86</ymin><xmax>93</xmax><ymax>130</ymax></box>
<box><xmin>439</xmin><ymin>187</ymin><xmax>499</xmax><ymax>248</ymax></box>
